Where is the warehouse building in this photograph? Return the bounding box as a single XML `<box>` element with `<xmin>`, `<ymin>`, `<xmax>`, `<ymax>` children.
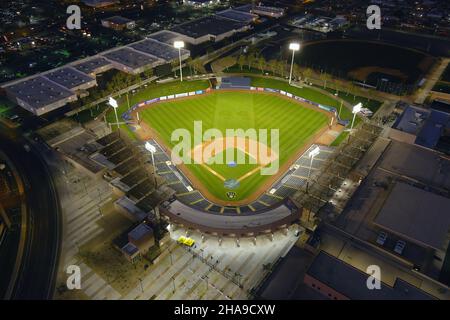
<box><xmin>170</xmin><ymin>15</ymin><xmax>250</xmax><ymax>45</ymax></box>
<box><xmin>3</xmin><ymin>76</ymin><xmax>77</xmax><ymax>116</ymax></box>
<box><xmin>102</xmin><ymin>47</ymin><xmax>163</xmax><ymax>74</ymax></box>
<box><xmin>101</xmin><ymin>16</ymin><xmax>136</xmax><ymax>31</ymax></box>
<box><xmin>1</xmin><ymin>30</ymin><xmax>191</xmax><ymax>116</ymax></box>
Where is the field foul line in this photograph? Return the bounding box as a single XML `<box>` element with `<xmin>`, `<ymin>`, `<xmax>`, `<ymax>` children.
<box><xmin>236</xmin><ymin>164</ymin><xmax>265</xmax><ymax>183</ymax></box>
<box><xmin>200</xmin><ymin>163</ymin><xmax>226</xmax><ymax>182</ymax></box>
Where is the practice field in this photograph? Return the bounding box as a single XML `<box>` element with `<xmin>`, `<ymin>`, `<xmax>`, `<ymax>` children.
<box><xmin>138</xmin><ymin>91</ymin><xmax>329</xmax><ymax>202</ymax></box>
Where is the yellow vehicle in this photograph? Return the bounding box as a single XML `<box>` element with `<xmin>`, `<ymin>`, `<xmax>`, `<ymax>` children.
<box><xmin>177</xmin><ymin>236</ymin><xmax>195</xmax><ymax>247</ymax></box>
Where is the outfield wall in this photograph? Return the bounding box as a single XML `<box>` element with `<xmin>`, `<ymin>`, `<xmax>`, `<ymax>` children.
<box><xmin>120</xmin><ymin>86</ymin><xmax>350</xmax><ymax>125</ymax></box>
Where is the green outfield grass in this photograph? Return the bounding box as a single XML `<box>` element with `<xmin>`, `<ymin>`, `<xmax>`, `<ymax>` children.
<box><xmin>106</xmin><ymin>80</ymin><xmax>210</xmax><ymax>138</ymax></box>
<box><xmin>248</xmin><ymin>76</ymin><xmax>384</xmax><ymax>133</ymax></box>
<box><xmin>140</xmin><ymin>90</ymin><xmax>328</xmax><ymax>201</ymax></box>
<box><xmin>249</xmin><ymin>76</ymin><xmax>356</xmax><ymax>122</ymax></box>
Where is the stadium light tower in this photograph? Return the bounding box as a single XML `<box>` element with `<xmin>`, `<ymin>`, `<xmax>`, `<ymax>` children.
<box><xmin>307</xmin><ymin>146</ymin><xmax>320</xmax><ymax>193</ymax></box>
<box><xmin>145</xmin><ymin>141</ymin><xmax>158</xmax><ymax>188</ymax></box>
<box><xmin>174</xmin><ymin>41</ymin><xmax>185</xmax><ymax>82</ymax></box>
<box><xmin>108</xmin><ymin>97</ymin><xmax>120</xmax><ymax>130</ymax></box>
<box><xmin>351</xmin><ymin>102</ymin><xmax>362</xmax><ymax>131</ymax></box>
<box><xmin>288</xmin><ymin>42</ymin><xmax>300</xmax><ymax>85</ymax></box>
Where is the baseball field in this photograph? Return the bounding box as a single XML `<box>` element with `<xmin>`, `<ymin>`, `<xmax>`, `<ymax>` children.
<box><xmin>137</xmin><ymin>90</ymin><xmax>329</xmax><ymax>202</ymax></box>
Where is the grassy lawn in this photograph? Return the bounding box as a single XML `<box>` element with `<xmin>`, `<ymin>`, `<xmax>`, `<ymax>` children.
<box><xmin>248</xmin><ymin>76</ymin><xmax>362</xmax><ymax>124</ymax></box>
<box><xmin>322</xmin><ymin>87</ymin><xmax>383</xmax><ymax>113</ymax></box>
<box><xmin>105</xmin><ymin>79</ymin><xmax>211</xmax><ymax>138</ymax></box>
<box><xmin>140</xmin><ymin>91</ymin><xmax>328</xmax><ymax>201</ymax></box>
<box><xmin>331</xmin><ymin>131</ymin><xmax>350</xmax><ymax>146</ymax></box>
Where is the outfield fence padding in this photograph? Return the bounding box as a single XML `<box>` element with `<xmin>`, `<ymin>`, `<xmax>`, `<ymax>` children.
<box><xmin>122</xmin><ymin>87</ymin><xmax>350</xmax><ymax>126</ymax></box>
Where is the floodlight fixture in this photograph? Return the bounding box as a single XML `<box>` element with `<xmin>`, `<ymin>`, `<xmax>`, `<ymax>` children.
<box><xmin>307</xmin><ymin>146</ymin><xmax>320</xmax><ymax>192</ymax></box>
<box><xmin>351</xmin><ymin>102</ymin><xmax>363</xmax><ymax>130</ymax></box>
<box><xmin>173</xmin><ymin>41</ymin><xmax>185</xmax><ymax>82</ymax></box>
<box><xmin>289</xmin><ymin>42</ymin><xmax>300</xmax><ymax>51</ymax></box>
<box><xmin>145</xmin><ymin>141</ymin><xmax>156</xmax><ymax>153</ymax></box>
<box><xmin>173</xmin><ymin>40</ymin><xmax>185</xmax><ymax>49</ymax></box>
<box><xmin>309</xmin><ymin>146</ymin><xmax>320</xmax><ymax>159</ymax></box>
<box><xmin>108</xmin><ymin>97</ymin><xmax>118</xmax><ymax>109</ymax></box>
<box><xmin>288</xmin><ymin>42</ymin><xmax>301</xmax><ymax>84</ymax></box>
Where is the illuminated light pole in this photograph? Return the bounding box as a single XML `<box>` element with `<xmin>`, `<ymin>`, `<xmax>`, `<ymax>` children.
<box><xmin>288</xmin><ymin>42</ymin><xmax>300</xmax><ymax>85</ymax></box>
<box><xmin>173</xmin><ymin>41</ymin><xmax>185</xmax><ymax>82</ymax></box>
<box><xmin>307</xmin><ymin>146</ymin><xmax>320</xmax><ymax>193</ymax></box>
<box><xmin>108</xmin><ymin>97</ymin><xmax>120</xmax><ymax>130</ymax></box>
<box><xmin>145</xmin><ymin>141</ymin><xmax>158</xmax><ymax>188</ymax></box>
<box><xmin>351</xmin><ymin>102</ymin><xmax>362</xmax><ymax>131</ymax></box>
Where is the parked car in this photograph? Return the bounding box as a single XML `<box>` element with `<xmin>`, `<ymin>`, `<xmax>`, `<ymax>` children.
<box><xmin>394</xmin><ymin>240</ymin><xmax>406</xmax><ymax>255</ymax></box>
<box><xmin>376</xmin><ymin>231</ymin><xmax>388</xmax><ymax>245</ymax></box>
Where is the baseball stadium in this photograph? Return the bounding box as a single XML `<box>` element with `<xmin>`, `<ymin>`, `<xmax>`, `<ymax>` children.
<box><xmin>108</xmin><ymin>75</ymin><xmax>365</xmax><ymax>236</ymax></box>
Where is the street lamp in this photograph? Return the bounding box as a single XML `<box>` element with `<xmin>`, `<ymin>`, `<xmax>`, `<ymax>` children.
<box><xmin>307</xmin><ymin>146</ymin><xmax>320</xmax><ymax>193</ymax></box>
<box><xmin>173</xmin><ymin>40</ymin><xmax>185</xmax><ymax>82</ymax></box>
<box><xmin>108</xmin><ymin>97</ymin><xmax>120</xmax><ymax>130</ymax></box>
<box><xmin>351</xmin><ymin>102</ymin><xmax>362</xmax><ymax>131</ymax></box>
<box><xmin>288</xmin><ymin>42</ymin><xmax>300</xmax><ymax>85</ymax></box>
<box><xmin>145</xmin><ymin>141</ymin><xmax>158</xmax><ymax>188</ymax></box>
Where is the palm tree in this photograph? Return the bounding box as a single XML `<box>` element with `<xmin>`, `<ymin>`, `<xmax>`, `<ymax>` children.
<box><xmin>321</xmin><ymin>72</ymin><xmax>331</xmax><ymax>89</ymax></box>
<box><xmin>303</xmin><ymin>68</ymin><xmax>313</xmax><ymax>83</ymax></box>
<box><xmin>237</xmin><ymin>55</ymin><xmax>246</xmax><ymax>71</ymax></box>
<box><xmin>257</xmin><ymin>56</ymin><xmax>266</xmax><ymax>74</ymax></box>
<box><xmin>293</xmin><ymin>64</ymin><xmax>302</xmax><ymax>82</ymax></box>
<box><xmin>268</xmin><ymin>59</ymin><xmax>277</xmax><ymax>75</ymax></box>
<box><xmin>186</xmin><ymin>56</ymin><xmax>193</xmax><ymax>76</ymax></box>
<box><xmin>247</xmin><ymin>53</ymin><xmax>255</xmax><ymax>70</ymax></box>
<box><xmin>276</xmin><ymin>60</ymin><xmax>285</xmax><ymax>77</ymax></box>
<box><xmin>171</xmin><ymin>60</ymin><xmax>179</xmax><ymax>77</ymax></box>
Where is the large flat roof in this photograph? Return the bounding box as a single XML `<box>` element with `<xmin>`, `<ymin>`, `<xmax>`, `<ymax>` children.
<box><xmin>393</xmin><ymin>106</ymin><xmax>429</xmax><ymax>135</ymax></box>
<box><xmin>307</xmin><ymin>251</ymin><xmax>436</xmax><ymax>299</ymax></box>
<box><xmin>129</xmin><ymin>38</ymin><xmax>189</xmax><ymax>62</ymax></box>
<box><xmin>148</xmin><ymin>30</ymin><xmax>180</xmax><ymax>44</ymax></box>
<box><xmin>216</xmin><ymin>9</ymin><xmax>258</xmax><ymax>23</ymax></box>
<box><xmin>4</xmin><ymin>76</ymin><xmax>75</xmax><ymax>110</ymax></box>
<box><xmin>374</xmin><ymin>182</ymin><xmax>450</xmax><ymax>250</ymax></box>
<box><xmin>44</xmin><ymin>67</ymin><xmax>95</xmax><ymax>90</ymax></box>
<box><xmin>102</xmin><ymin>16</ymin><xmax>134</xmax><ymax>24</ymax></box>
<box><xmin>171</xmin><ymin>15</ymin><xmax>247</xmax><ymax>39</ymax></box>
<box><xmin>72</xmin><ymin>57</ymin><xmax>112</xmax><ymax>74</ymax></box>
<box><xmin>1</xmin><ymin>28</ymin><xmax>189</xmax><ymax>116</ymax></box>
<box><xmin>379</xmin><ymin>141</ymin><xmax>450</xmax><ymax>190</ymax></box>
<box><xmin>103</xmin><ymin>47</ymin><xmax>160</xmax><ymax>70</ymax></box>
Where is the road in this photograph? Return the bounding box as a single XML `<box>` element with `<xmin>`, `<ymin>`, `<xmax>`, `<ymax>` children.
<box><xmin>0</xmin><ymin>134</ymin><xmax>61</xmax><ymax>299</ymax></box>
